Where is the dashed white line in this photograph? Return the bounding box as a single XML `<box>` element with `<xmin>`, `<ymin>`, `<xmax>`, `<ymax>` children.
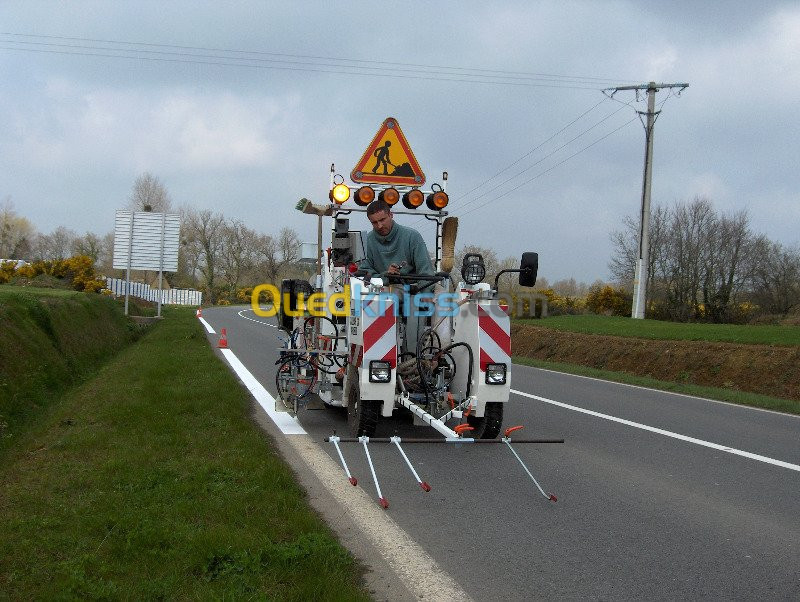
<box><xmin>511</xmin><ymin>389</ymin><xmax>800</xmax><ymax>472</ymax></box>
<box><xmin>237</xmin><ymin>308</ymin><xmax>277</xmax><ymax>327</ymax></box>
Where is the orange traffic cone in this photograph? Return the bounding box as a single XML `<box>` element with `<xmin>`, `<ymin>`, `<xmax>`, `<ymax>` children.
<box><xmin>196</xmin><ymin>308</ymin><xmax>202</xmax><ymax>318</ymax></box>
<box><xmin>218</xmin><ymin>328</ymin><xmax>228</xmax><ymax>349</ymax></box>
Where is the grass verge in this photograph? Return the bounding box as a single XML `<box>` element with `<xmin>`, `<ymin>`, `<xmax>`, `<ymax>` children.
<box><xmin>513</xmin><ymin>355</ymin><xmax>800</xmax><ymax>415</ymax></box>
<box><xmin>0</xmin><ymin>285</ymin><xmax>139</xmax><ymax>455</ymax></box>
<box><xmin>0</xmin><ymin>306</ymin><xmax>369</xmax><ymax>600</ymax></box>
<box><xmin>516</xmin><ymin>314</ymin><xmax>800</xmax><ymax>346</ymax></box>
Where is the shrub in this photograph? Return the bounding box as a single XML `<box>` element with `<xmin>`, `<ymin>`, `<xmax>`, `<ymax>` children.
<box><xmin>535</xmin><ymin>288</ymin><xmax>585</xmax><ymax>315</ymax></box>
<box><xmin>0</xmin><ymin>261</ymin><xmax>17</xmax><ymax>284</ymax></box>
<box><xmin>585</xmin><ymin>284</ymin><xmax>631</xmax><ymax>316</ymax></box>
<box><xmin>237</xmin><ymin>286</ymin><xmax>274</xmax><ymax>305</ymax></box>
<box><xmin>2</xmin><ymin>255</ymin><xmax>105</xmax><ymax>293</ymax></box>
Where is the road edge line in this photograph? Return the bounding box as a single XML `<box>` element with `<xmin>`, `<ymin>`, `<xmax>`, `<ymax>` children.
<box><xmin>512</xmin><ymin>388</ymin><xmax>800</xmax><ymax>472</ymax></box>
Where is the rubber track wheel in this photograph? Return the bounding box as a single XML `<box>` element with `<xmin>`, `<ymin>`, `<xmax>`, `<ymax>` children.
<box><xmin>466</xmin><ymin>402</ymin><xmax>503</xmax><ymax>439</ymax></box>
<box><xmin>347</xmin><ymin>371</ymin><xmax>380</xmax><ymax>437</ymax></box>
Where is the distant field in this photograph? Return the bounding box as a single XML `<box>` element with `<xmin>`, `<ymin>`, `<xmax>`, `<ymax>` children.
<box><xmin>517</xmin><ymin>314</ymin><xmax>800</xmax><ymax>346</ymax></box>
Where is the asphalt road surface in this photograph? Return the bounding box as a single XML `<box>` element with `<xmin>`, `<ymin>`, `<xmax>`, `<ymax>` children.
<box><xmin>201</xmin><ymin>305</ymin><xmax>800</xmax><ymax>600</ymax></box>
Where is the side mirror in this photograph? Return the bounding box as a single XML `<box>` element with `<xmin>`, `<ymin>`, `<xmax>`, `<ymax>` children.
<box><xmin>519</xmin><ymin>252</ymin><xmax>538</xmax><ymax>287</ymax></box>
<box><xmin>492</xmin><ymin>252</ymin><xmax>539</xmax><ymax>291</ymax></box>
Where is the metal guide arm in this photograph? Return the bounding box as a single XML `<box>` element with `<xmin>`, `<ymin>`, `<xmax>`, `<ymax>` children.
<box><xmin>360</xmin><ymin>436</ymin><xmax>389</xmax><ymax>509</ymax></box>
<box><xmin>390</xmin><ymin>436</ymin><xmax>431</xmax><ymax>492</ymax></box>
<box><xmin>325</xmin><ymin>428</ymin><xmax>561</xmax><ymax>506</ymax></box>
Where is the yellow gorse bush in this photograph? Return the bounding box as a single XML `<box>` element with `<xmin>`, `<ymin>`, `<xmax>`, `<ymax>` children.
<box><xmin>585</xmin><ymin>284</ymin><xmax>631</xmax><ymax>316</ymax></box>
<box><xmin>2</xmin><ymin>255</ymin><xmax>106</xmax><ymax>292</ymax></box>
<box><xmin>0</xmin><ymin>261</ymin><xmax>17</xmax><ymax>284</ymax></box>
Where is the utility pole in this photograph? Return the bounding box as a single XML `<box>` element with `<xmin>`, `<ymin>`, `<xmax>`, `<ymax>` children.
<box><xmin>605</xmin><ymin>81</ymin><xmax>688</xmax><ymax>319</ymax></box>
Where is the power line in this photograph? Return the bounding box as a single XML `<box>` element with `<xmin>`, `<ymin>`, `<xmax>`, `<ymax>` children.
<box><xmin>449</xmin><ymin>97</ymin><xmax>609</xmax><ymax>204</ymax></box>
<box><xmin>407</xmin><ymin>97</ymin><xmax>617</xmax><ymax>227</ymax></box>
<box><xmin>0</xmin><ymin>44</ymin><xmax>613</xmax><ymax>90</ymax></box>
<box><xmin>0</xmin><ymin>32</ymin><xmax>639</xmax><ymax>86</ymax></box>
<box><xmin>0</xmin><ymin>40</ymin><xmax>615</xmax><ymax>88</ymax></box>
<box><xmin>457</xmin><ymin>116</ymin><xmax>638</xmax><ymax>219</ymax></box>
<box><xmin>409</xmin><ymin>102</ymin><xmax>630</xmax><ymax>227</ymax></box>
<box><xmin>445</xmin><ymin>103</ymin><xmax>630</xmax><ymax>215</ymax></box>
<box><xmin>456</xmin><ymin>93</ymin><xmax>674</xmax><ymax>220</ymax></box>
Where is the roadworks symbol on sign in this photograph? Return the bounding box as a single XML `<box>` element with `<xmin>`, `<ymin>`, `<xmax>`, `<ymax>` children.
<box><xmin>350</xmin><ymin>117</ymin><xmax>426</xmax><ymax>186</ymax></box>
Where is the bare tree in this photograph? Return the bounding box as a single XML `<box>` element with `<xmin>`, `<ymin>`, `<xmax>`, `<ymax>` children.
<box><xmin>608</xmin><ymin>204</ymin><xmax>668</xmax><ymax>301</ymax></box>
<box><xmin>278</xmin><ymin>227</ymin><xmax>300</xmax><ymax>267</ymax></box>
<box><xmin>184</xmin><ymin>208</ymin><xmax>224</xmax><ymax>302</ymax></box>
<box><xmin>608</xmin><ymin>214</ymin><xmax>638</xmax><ymax>288</ymax></box>
<box><xmin>71</xmin><ymin>232</ymin><xmax>103</xmax><ymax>262</ymax></box>
<box><xmin>0</xmin><ymin>198</ymin><xmax>36</xmax><ymax>259</ymax></box>
<box><xmin>219</xmin><ymin>220</ymin><xmax>260</xmax><ymax>296</ymax></box>
<box><xmin>128</xmin><ymin>172</ymin><xmax>172</xmax><ymax>213</ymax></box>
<box><xmin>702</xmin><ymin>210</ymin><xmax>754</xmax><ymax>322</ymax></box>
<box><xmin>258</xmin><ymin>227</ymin><xmax>302</xmax><ymax>283</ymax></box>
<box><xmin>610</xmin><ymin>197</ymin><xmax>769</xmax><ymax>322</ymax></box>
<box><xmin>551</xmin><ymin>278</ymin><xmax>590</xmax><ymax>298</ymax></box>
<box><xmin>495</xmin><ymin>255</ymin><xmax>523</xmax><ymax>293</ymax></box>
<box><xmin>256</xmin><ymin>233</ymin><xmax>280</xmax><ymax>282</ymax></box>
<box><xmin>749</xmin><ymin>240</ymin><xmax>800</xmax><ymax>315</ymax></box>
<box><xmin>97</xmin><ymin>232</ymin><xmax>115</xmax><ymax>273</ymax></box>
<box><xmin>32</xmin><ymin>226</ymin><xmax>78</xmax><ymax>260</ymax></box>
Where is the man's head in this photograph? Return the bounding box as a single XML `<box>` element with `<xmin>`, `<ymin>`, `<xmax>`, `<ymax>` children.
<box><xmin>367</xmin><ymin>199</ymin><xmax>394</xmax><ymax>236</ymax></box>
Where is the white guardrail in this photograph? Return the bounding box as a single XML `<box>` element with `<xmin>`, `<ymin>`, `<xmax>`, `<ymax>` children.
<box><xmin>105</xmin><ymin>277</ymin><xmax>202</xmax><ymax>306</ymax></box>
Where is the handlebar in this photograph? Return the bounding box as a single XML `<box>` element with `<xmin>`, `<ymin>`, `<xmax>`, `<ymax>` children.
<box><xmin>349</xmin><ymin>270</ymin><xmax>449</xmax><ymax>292</ymax></box>
<box><xmin>382</xmin><ymin>272</ymin><xmax>449</xmax><ymax>284</ymax></box>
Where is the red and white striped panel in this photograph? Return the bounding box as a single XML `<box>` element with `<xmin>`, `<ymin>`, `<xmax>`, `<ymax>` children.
<box><xmin>477</xmin><ymin>305</ymin><xmax>510</xmax><ymax>371</ymax></box>
<box><xmin>362</xmin><ymin>299</ymin><xmax>397</xmax><ymax>368</ymax></box>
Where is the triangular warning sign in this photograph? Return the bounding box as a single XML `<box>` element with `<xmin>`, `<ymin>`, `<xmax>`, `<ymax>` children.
<box><xmin>350</xmin><ymin>117</ymin><xmax>426</xmax><ymax>186</ymax></box>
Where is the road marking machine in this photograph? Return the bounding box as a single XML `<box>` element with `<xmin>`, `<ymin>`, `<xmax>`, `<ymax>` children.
<box><xmin>271</xmin><ymin>117</ymin><xmax>562</xmax><ymax>507</ymax></box>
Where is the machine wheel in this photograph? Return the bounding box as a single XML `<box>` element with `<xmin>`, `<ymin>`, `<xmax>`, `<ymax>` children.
<box><xmin>466</xmin><ymin>402</ymin><xmax>503</xmax><ymax>439</ymax></box>
<box><xmin>347</xmin><ymin>370</ymin><xmax>380</xmax><ymax>437</ymax></box>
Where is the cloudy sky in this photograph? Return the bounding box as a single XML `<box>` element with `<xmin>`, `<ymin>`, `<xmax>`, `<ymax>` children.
<box><xmin>2</xmin><ymin>1</ymin><xmax>798</xmax><ymax>282</ymax></box>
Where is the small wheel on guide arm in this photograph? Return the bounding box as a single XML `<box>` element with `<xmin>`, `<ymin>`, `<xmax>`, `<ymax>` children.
<box><xmin>346</xmin><ymin>366</ymin><xmax>380</xmax><ymax>437</ymax></box>
<box><xmin>466</xmin><ymin>401</ymin><xmax>503</xmax><ymax>439</ymax></box>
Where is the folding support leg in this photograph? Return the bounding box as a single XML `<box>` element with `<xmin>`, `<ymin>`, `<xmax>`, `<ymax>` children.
<box><xmin>390</xmin><ymin>436</ymin><xmax>431</xmax><ymax>492</ymax></box>
<box><xmin>359</xmin><ymin>436</ymin><xmax>389</xmax><ymax>509</ymax></box>
<box><xmin>329</xmin><ymin>436</ymin><xmax>357</xmax><ymax>486</ymax></box>
<box><xmin>503</xmin><ymin>438</ymin><xmax>557</xmax><ymax>502</ymax></box>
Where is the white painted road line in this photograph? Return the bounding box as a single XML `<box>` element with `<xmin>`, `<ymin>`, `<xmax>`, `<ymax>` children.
<box><xmin>512</xmin><ymin>389</ymin><xmax>800</xmax><ymax>473</ymax></box>
<box><xmin>198</xmin><ymin>316</ymin><xmax>215</xmax><ymax>334</ymax></box>
<box><xmin>237</xmin><ymin>308</ymin><xmax>277</xmax><ymax>327</ymax></box>
<box><xmin>220</xmin><ymin>348</ymin><xmax>306</xmax><ymax>435</ymax></box>
<box><xmin>521</xmin><ymin>364</ymin><xmax>800</xmax><ymax>418</ymax></box>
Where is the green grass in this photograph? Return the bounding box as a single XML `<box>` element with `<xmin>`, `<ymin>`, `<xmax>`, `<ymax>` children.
<box><xmin>516</xmin><ymin>314</ymin><xmax>800</xmax><ymax>346</ymax></box>
<box><xmin>0</xmin><ymin>284</ymin><xmax>84</xmax><ymax>298</ymax></box>
<box><xmin>513</xmin><ymin>355</ymin><xmax>800</xmax><ymax>415</ymax></box>
<box><xmin>0</xmin><ymin>286</ymin><xmax>139</xmax><ymax>455</ymax></box>
<box><xmin>0</xmin><ymin>306</ymin><xmax>369</xmax><ymax>600</ymax></box>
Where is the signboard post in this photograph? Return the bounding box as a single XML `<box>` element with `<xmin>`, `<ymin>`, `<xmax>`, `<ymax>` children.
<box><xmin>113</xmin><ymin>210</ymin><xmax>180</xmax><ymax>316</ymax></box>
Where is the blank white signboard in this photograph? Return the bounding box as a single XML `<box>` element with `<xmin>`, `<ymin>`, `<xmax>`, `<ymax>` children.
<box><xmin>113</xmin><ymin>211</ymin><xmax>180</xmax><ymax>271</ymax></box>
